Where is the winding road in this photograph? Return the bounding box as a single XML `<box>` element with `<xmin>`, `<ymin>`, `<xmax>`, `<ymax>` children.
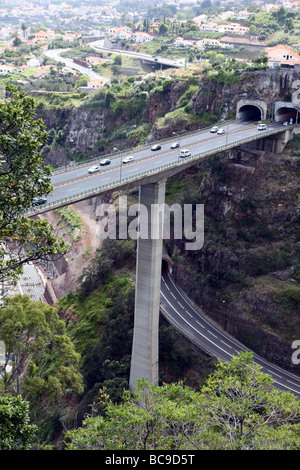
<box><xmin>43</xmin><ymin>48</ymin><xmax>110</xmax><ymax>83</ymax></box>
<box><xmin>160</xmin><ymin>265</ymin><xmax>300</xmax><ymax>398</ymax></box>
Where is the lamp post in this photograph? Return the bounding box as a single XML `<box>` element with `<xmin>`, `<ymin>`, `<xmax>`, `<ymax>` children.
<box><xmin>223</xmin><ymin>103</ymin><xmax>229</xmax><ymax>147</ymax></box>
<box><xmin>113</xmin><ymin>147</ymin><xmax>122</xmax><ymax>182</ymax></box>
<box><xmin>172</xmin><ymin>131</ymin><xmax>180</xmax><ymax>160</ymax></box>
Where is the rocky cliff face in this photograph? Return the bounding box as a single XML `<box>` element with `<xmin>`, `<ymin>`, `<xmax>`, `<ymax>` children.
<box><xmin>36</xmin><ymin>80</ymin><xmax>190</xmax><ymax>167</ymax></box>
<box><xmin>165</xmin><ymin>146</ymin><xmax>300</xmax><ymax>373</ymax></box>
<box><xmin>192</xmin><ymin>68</ymin><xmax>299</xmax><ymax>118</ymax></box>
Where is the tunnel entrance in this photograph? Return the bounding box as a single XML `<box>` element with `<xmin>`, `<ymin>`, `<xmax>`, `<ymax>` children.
<box><xmin>162</xmin><ymin>257</ymin><xmax>173</xmax><ymax>275</ymax></box>
<box><xmin>275</xmin><ymin>106</ymin><xmax>299</xmax><ymax>123</ymax></box>
<box><xmin>237</xmin><ymin>104</ymin><xmax>262</xmax><ymax>121</ymax></box>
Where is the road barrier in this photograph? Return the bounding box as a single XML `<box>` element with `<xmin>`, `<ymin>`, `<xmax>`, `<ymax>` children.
<box><xmin>26</xmin><ymin>125</ymin><xmax>289</xmax><ymax>216</ymax></box>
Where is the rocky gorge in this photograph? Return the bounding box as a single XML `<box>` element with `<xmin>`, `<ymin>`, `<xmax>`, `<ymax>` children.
<box><xmin>35</xmin><ymin>67</ymin><xmax>300</xmax><ymax>376</ymax></box>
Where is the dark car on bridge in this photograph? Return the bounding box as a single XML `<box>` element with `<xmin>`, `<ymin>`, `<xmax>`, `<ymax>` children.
<box><xmin>32</xmin><ymin>197</ymin><xmax>47</xmax><ymax>206</ymax></box>
<box><xmin>99</xmin><ymin>159</ymin><xmax>111</xmax><ymax>166</ymax></box>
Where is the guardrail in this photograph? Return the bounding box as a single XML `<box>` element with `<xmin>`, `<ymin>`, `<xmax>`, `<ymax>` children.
<box><xmin>27</xmin><ymin>125</ymin><xmax>288</xmax><ymax>216</ymax></box>
<box><xmin>52</xmin><ymin>119</ymin><xmax>238</xmax><ymax>175</ymax></box>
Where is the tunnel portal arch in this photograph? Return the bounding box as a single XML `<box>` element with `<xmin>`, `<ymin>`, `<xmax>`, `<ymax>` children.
<box><xmin>236</xmin><ymin>99</ymin><xmax>267</xmax><ymax>121</ymax></box>
<box><xmin>275</xmin><ymin>105</ymin><xmax>299</xmax><ymax>124</ymax></box>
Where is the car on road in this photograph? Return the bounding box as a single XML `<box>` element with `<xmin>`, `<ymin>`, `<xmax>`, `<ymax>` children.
<box><xmin>179</xmin><ymin>149</ymin><xmax>191</xmax><ymax>158</ymax></box>
<box><xmin>257</xmin><ymin>123</ymin><xmax>267</xmax><ymax>131</ymax></box>
<box><xmin>122</xmin><ymin>155</ymin><xmax>134</xmax><ymax>163</ymax></box>
<box><xmin>151</xmin><ymin>144</ymin><xmax>161</xmax><ymax>151</ymax></box>
<box><xmin>217</xmin><ymin>128</ymin><xmax>225</xmax><ymax>135</ymax></box>
<box><xmin>88</xmin><ymin>165</ymin><xmax>101</xmax><ymax>173</ymax></box>
<box><xmin>283</xmin><ymin>121</ymin><xmax>288</xmax><ymax>126</ymax></box>
<box><xmin>170</xmin><ymin>142</ymin><xmax>180</xmax><ymax>149</ymax></box>
<box><xmin>37</xmin><ymin>177</ymin><xmax>51</xmax><ymax>184</ymax></box>
<box><xmin>99</xmin><ymin>158</ymin><xmax>111</xmax><ymax>166</ymax></box>
<box><xmin>210</xmin><ymin>126</ymin><xmax>219</xmax><ymax>133</ymax></box>
<box><xmin>32</xmin><ymin>197</ymin><xmax>47</xmax><ymax>206</ymax></box>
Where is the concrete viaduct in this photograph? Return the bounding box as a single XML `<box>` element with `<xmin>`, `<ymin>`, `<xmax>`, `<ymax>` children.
<box><xmin>28</xmin><ymin>99</ymin><xmax>297</xmax><ymax>392</ymax></box>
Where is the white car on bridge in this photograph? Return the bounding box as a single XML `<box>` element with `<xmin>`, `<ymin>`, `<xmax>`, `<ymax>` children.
<box><xmin>88</xmin><ymin>165</ymin><xmax>101</xmax><ymax>173</ymax></box>
<box><xmin>179</xmin><ymin>149</ymin><xmax>191</xmax><ymax>158</ymax></box>
<box><xmin>122</xmin><ymin>155</ymin><xmax>135</xmax><ymax>163</ymax></box>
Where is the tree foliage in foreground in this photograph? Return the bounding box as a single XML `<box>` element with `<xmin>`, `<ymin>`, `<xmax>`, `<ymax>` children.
<box><xmin>65</xmin><ymin>352</ymin><xmax>300</xmax><ymax>450</ymax></box>
<box><xmin>0</xmin><ymin>295</ymin><xmax>84</xmax><ymax>404</ymax></box>
<box><xmin>0</xmin><ymin>81</ymin><xmax>69</xmax><ymax>284</ymax></box>
<box><xmin>0</xmin><ymin>395</ymin><xmax>36</xmax><ymax>450</ymax></box>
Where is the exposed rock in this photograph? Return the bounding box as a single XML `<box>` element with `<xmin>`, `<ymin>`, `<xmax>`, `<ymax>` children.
<box><xmin>166</xmin><ymin>148</ymin><xmax>300</xmax><ymax>373</ymax></box>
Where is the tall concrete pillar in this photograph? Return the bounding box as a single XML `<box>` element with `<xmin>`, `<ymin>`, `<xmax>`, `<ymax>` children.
<box><xmin>129</xmin><ymin>180</ymin><xmax>166</xmax><ymax>391</ymax></box>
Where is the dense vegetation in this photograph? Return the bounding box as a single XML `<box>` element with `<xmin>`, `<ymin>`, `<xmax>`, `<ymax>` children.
<box><xmin>0</xmin><ymin>82</ymin><xmax>68</xmax><ymax>284</ymax></box>
<box><xmin>65</xmin><ymin>353</ymin><xmax>300</xmax><ymax>451</ymax></box>
<box><xmin>0</xmin><ymin>40</ymin><xmax>300</xmax><ymax>449</ymax></box>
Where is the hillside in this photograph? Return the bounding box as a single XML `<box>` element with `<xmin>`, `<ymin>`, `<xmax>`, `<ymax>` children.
<box><xmin>29</xmin><ymin>67</ymin><xmax>300</xmax><ymax>441</ymax></box>
<box><xmin>37</xmin><ymin>68</ymin><xmax>300</xmax><ymax>359</ymax></box>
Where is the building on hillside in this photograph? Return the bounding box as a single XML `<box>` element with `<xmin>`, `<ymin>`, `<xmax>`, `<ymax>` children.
<box><xmin>199</xmin><ymin>22</ymin><xmax>220</xmax><ymax>32</ymax></box>
<box><xmin>196</xmin><ymin>38</ymin><xmax>222</xmax><ymax>49</ymax></box>
<box><xmin>265</xmin><ymin>44</ymin><xmax>300</xmax><ymax>67</ymax></box>
<box><xmin>174</xmin><ymin>37</ymin><xmax>194</xmax><ymax>47</ymax></box>
<box><xmin>77</xmin><ymin>78</ymin><xmax>106</xmax><ymax>93</ymax></box>
<box><xmin>131</xmin><ymin>31</ymin><xmax>153</xmax><ymax>43</ymax></box>
<box><xmin>192</xmin><ymin>14</ymin><xmax>208</xmax><ymax>26</ymax></box>
<box><xmin>86</xmin><ymin>56</ymin><xmax>111</xmax><ymax>66</ymax></box>
<box><xmin>222</xmin><ymin>23</ymin><xmax>249</xmax><ymax>35</ymax></box>
<box><xmin>27</xmin><ymin>57</ymin><xmax>41</xmax><ymax>68</ymax></box>
<box><xmin>197</xmin><ymin>38</ymin><xmax>234</xmax><ymax>49</ymax></box>
<box><xmin>0</xmin><ymin>64</ymin><xmax>18</xmax><ymax>75</ymax></box>
<box><xmin>235</xmin><ymin>8</ymin><xmax>251</xmax><ymax>19</ymax></box>
<box><xmin>87</xmin><ymin>78</ymin><xmax>105</xmax><ymax>89</ymax></box>
<box><xmin>28</xmin><ymin>30</ymin><xmax>55</xmax><ymax>43</ymax></box>
<box><xmin>106</xmin><ymin>26</ymin><xmax>132</xmax><ymax>40</ymax></box>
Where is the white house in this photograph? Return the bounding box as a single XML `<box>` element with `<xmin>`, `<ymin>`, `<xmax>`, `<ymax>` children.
<box><xmin>27</xmin><ymin>58</ymin><xmax>40</xmax><ymax>68</ymax></box>
<box><xmin>131</xmin><ymin>31</ymin><xmax>153</xmax><ymax>43</ymax></box>
<box><xmin>87</xmin><ymin>78</ymin><xmax>105</xmax><ymax>89</ymax></box>
<box><xmin>0</xmin><ymin>64</ymin><xmax>18</xmax><ymax>75</ymax></box>
<box><xmin>265</xmin><ymin>44</ymin><xmax>300</xmax><ymax>67</ymax></box>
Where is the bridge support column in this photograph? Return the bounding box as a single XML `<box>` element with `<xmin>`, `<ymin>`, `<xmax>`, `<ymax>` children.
<box><xmin>129</xmin><ymin>180</ymin><xmax>166</xmax><ymax>392</ymax></box>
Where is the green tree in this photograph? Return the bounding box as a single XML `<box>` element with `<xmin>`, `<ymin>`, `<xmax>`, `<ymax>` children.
<box><xmin>64</xmin><ymin>380</ymin><xmax>206</xmax><ymax>450</ymax></box>
<box><xmin>202</xmin><ymin>352</ymin><xmax>300</xmax><ymax>449</ymax></box>
<box><xmin>0</xmin><ymin>395</ymin><xmax>36</xmax><ymax>450</ymax></box>
<box><xmin>13</xmin><ymin>36</ymin><xmax>21</xmax><ymax>47</ymax></box>
<box><xmin>64</xmin><ymin>352</ymin><xmax>300</xmax><ymax>450</ymax></box>
<box><xmin>21</xmin><ymin>23</ymin><xmax>27</xmax><ymax>38</ymax></box>
<box><xmin>0</xmin><ymin>295</ymin><xmax>83</xmax><ymax>403</ymax></box>
<box><xmin>0</xmin><ymin>82</ymin><xmax>69</xmax><ymax>284</ymax></box>
<box><xmin>113</xmin><ymin>55</ymin><xmax>122</xmax><ymax>66</ymax></box>
<box><xmin>159</xmin><ymin>23</ymin><xmax>168</xmax><ymax>35</ymax></box>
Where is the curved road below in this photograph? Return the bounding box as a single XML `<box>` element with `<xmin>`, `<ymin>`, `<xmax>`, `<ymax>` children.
<box><xmin>43</xmin><ymin>48</ymin><xmax>110</xmax><ymax>83</ymax></box>
<box><xmin>160</xmin><ymin>265</ymin><xmax>300</xmax><ymax>398</ymax></box>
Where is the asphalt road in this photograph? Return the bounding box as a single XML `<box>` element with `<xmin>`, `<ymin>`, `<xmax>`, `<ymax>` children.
<box><xmin>48</xmin><ymin>119</ymin><xmax>284</xmax><ymax>204</ymax></box>
<box><xmin>44</xmin><ymin>48</ymin><xmax>110</xmax><ymax>83</ymax></box>
<box><xmin>89</xmin><ymin>40</ymin><xmax>184</xmax><ymax>68</ymax></box>
<box><xmin>161</xmin><ymin>266</ymin><xmax>300</xmax><ymax>398</ymax></box>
